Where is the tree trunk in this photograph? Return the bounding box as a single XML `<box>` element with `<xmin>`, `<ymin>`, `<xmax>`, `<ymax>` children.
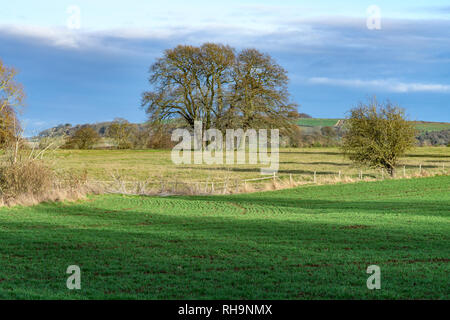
<box><xmin>387</xmin><ymin>166</ymin><xmax>396</xmax><ymax>177</ymax></box>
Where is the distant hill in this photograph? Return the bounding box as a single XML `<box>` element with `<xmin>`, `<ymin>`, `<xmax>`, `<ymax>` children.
<box><xmin>37</xmin><ymin>118</ymin><xmax>450</xmax><ymax>147</ymax></box>
<box><xmin>37</xmin><ymin>121</ymin><xmax>149</xmax><ymax>138</ymax></box>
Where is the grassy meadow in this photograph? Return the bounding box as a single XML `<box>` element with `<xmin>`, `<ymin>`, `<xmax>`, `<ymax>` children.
<box><xmin>296</xmin><ymin>118</ymin><xmax>450</xmax><ymax>132</ymax></box>
<box><xmin>45</xmin><ymin>147</ymin><xmax>450</xmax><ymax>188</ymax></box>
<box><xmin>0</xmin><ymin>175</ymin><xmax>448</xmax><ymax>299</ymax></box>
<box><xmin>413</xmin><ymin>122</ymin><xmax>450</xmax><ymax>132</ymax></box>
<box><xmin>297</xmin><ymin>118</ymin><xmax>340</xmax><ymax>127</ymax></box>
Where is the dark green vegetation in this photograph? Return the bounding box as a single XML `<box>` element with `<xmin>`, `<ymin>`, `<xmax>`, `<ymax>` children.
<box><xmin>0</xmin><ymin>176</ymin><xmax>448</xmax><ymax>299</ymax></box>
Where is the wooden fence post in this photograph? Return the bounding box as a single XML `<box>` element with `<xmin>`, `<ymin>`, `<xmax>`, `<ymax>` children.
<box><xmin>314</xmin><ymin>171</ymin><xmax>317</xmax><ymax>184</ymax></box>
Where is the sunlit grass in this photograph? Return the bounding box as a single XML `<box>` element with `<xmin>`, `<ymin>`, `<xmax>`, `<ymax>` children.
<box><xmin>44</xmin><ymin>147</ymin><xmax>450</xmax><ymax>184</ymax></box>
<box><xmin>0</xmin><ymin>176</ymin><xmax>448</xmax><ymax>299</ymax></box>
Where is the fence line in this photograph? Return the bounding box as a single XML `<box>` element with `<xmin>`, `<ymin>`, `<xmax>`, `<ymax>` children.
<box><xmin>74</xmin><ymin>162</ymin><xmax>447</xmax><ymax>196</ymax></box>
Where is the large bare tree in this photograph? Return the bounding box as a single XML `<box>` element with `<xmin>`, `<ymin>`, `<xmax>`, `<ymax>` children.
<box><xmin>142</xmin><ymin>44</ymin><xmax>297</xmax><ymax>133</ymax></box>
<box><xmin>230</xmin><ymin>48</ymin><xmax>296</xmax><ymax>131</ymax></box>
<box><xmin>197</xmin><ymin>43</ymin><xmax>235</xmax><ymax>131</ymax></box>
<box><xmin>142</xmin><ymin>45</ymin><xmax>202</xmax><ymax>128</ymax></box>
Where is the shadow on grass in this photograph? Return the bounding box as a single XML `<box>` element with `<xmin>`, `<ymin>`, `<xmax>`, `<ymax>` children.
<box><xmin>0</xmin><ymin>191</ymin><xmax>448</xmax><ymax>300</ymax></box>
<box><xmin>184</xmin><ymin>166</ymin><xmax>337</xmax><ymax>175</ymax></box>
<box><xmin>176</xmin><ymin>197</ymin><xmax>449</xmax><ymax>218</ymax></box>
<box><xmin>424</xmin><ymin>160</ymin><xmax>450</xmax><ymax>163</ymax></box>
<box><xmin>403</xmin><ymin>164</ymin><xmax>441</xmax><ymax>169</ymax></box>
<box><xmin>406</xmin><ymin>153</ymin><xmax>450</xmax><ymax>158</ymax></box>
<box><xmin>279</xmin><ymin>161</ymin><xmax>350</xmax><ymax>167</ymax></box>
<box><xmin>278</xmin><ymin>151</ymin><xmax>342</xmax><ymax>156</ymax></box>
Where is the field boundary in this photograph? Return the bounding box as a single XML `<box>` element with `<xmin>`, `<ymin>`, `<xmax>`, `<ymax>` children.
<box><xmin>88</xmin><ymin>163</ymin><xmax>448</xmax><ymax>196</ymax></box>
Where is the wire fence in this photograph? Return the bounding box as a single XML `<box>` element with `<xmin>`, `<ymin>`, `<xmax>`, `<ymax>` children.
<box><xmin>86</xmin><ymin>162</ymin><xmax>447</xmax><ymax>196</ymax></box>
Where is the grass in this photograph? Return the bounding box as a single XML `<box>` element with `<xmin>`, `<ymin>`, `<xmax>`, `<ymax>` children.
<box><xmin>296</xmin><ymin>118</ymin><xmax>450</xmax><ymax>132</ymax></box>
<box><xmin>297</xmin><ymin>118</ymin><xmax>340</xmax><ymax>127</ymax></box>
<box><xmin>0</xmin><ymin>175</ymin><xmax>448</xmax><ymax>299</ymax></box>
<box><xmin>413</xmin><ymin>122</ymin><xmax>450</xmax><ymax>132</ymax></box>
<box><xmin>44</xmin><ymin>147</ymin><xmax>450</xmax><ymax>183</ymax></box>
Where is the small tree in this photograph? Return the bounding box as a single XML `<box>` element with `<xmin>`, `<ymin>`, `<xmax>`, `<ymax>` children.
<box><xmin>147</xmin><ymin>121</ymin><xmax>176</xmax><ymax>149</ymax></box>
<box><xmin>65</xmin><ymin>126</ymin><xmax>100</xmax><ymax>149</ymax></box>
<box><xmin>1</xmin><ymin>59</ymin><xmax>25</xmax><ymax>149</ymax></box>
<box><xmin>108</xmin><ymin>118</ymin><xmax>133</xmax><ymax>149</ymax></box>
<box><xmin>341</xmin><ymin>98</ymin><xmax>416</xmax><ymax>177</ymax></box>
<box><xmin>1</xmin><ymin>59</ymin><xmax>25</xmax><ymax>114</ymax></box>
<box><xmin>0</xmin><ymin>105</ymin><xmax>20</xmax><ymax>148</ymax></box>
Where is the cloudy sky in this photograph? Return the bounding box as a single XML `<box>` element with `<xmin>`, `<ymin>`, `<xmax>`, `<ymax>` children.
<box><xmin>1</xmin><ymin>0</ymin><xmax>449</xmax><ymax>135</ymax></box>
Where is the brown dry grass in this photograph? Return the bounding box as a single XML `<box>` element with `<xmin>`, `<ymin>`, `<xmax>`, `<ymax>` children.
<box><xmin>0</xmin><ymin>147</ymin><xmax>102</xmax><ymax>207</ymax></box>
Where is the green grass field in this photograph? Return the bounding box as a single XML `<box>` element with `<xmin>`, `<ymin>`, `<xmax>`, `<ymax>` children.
<box><xmin>413</xmin><ymin>122</ymin><xmax>450</xmax><ymax>132</ymax></box>
<box><xmin>297</xmin><ymin>118</ymin><xmax>340</xmax><ymax>127</ymax></box>
<box><xmin>296</xmin><ymin>118</ymin><xmax>450</xmax><ymax>132</ymax></box>
<box><xmin>0</xmin><ymin>175</ymin><xmax>448</xmax><ymax>299</ymax></box>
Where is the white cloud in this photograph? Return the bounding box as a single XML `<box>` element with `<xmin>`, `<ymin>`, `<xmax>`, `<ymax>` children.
<box><xmin>308</xmin><ymin>77</ymin><xmax>450</xmax><ymax>93</ymax></box>
<box><xmin>1</xmin><ymin>24</ymin><xmax>89</xmax><ymax>49</ymax></box>
<box><xmin>0</xmin><ymin>24</ymin><xmax>192</xmax><ymax>51</ymax></box>
<box><xmin>2</xmin><ymin>14</ymin><xmax>449</xmax><ymax>53</ymax></box>
<box><xmin>0</xmin><ymin>21</ymin><xmax>329</xmax><ymax>53</ymax></box>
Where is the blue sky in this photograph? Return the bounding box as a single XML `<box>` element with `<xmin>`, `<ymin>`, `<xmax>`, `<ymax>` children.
<box><xmin>1</xmin><ymin>0</ymin><xmax>449</xmax><ymax>135</ymax></box>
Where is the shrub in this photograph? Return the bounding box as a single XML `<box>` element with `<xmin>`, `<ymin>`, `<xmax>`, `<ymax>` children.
<box><xmin>0</xmin><ymin>143</ymin><xmax>99</xmax><ymax>206</ymax></box>
<box><xmin>107</xmin><ymin>119</ymin><xmax>134</xmax><ymax>149</ymax></box>
<box><xmin>147</xmin><ymin>123</ymin><xmax>176</xmax><ymax>149</ymax></box>
<box><xmin>63</xmin><ymin>126</ymin><xmax>100</xmax><ymax>149</ymax></box>
<box><xmin>0</xmin><ymin>158</ymin><xmax>54</xmax><ymax>202</ymax></box>
<box><xmin>130</xmin><ymin>127</ymin><xmax>151</xmax><ymax>149</ymax></box>
<box><xmin>321</xmin><ymin>126</ymin><xmax>336</xmax><ymax>137</ymax></box>
<box><xmin>341</xmin><ymin>98</ymin><xmax>416</xmax><ymax>177</ymax></box>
